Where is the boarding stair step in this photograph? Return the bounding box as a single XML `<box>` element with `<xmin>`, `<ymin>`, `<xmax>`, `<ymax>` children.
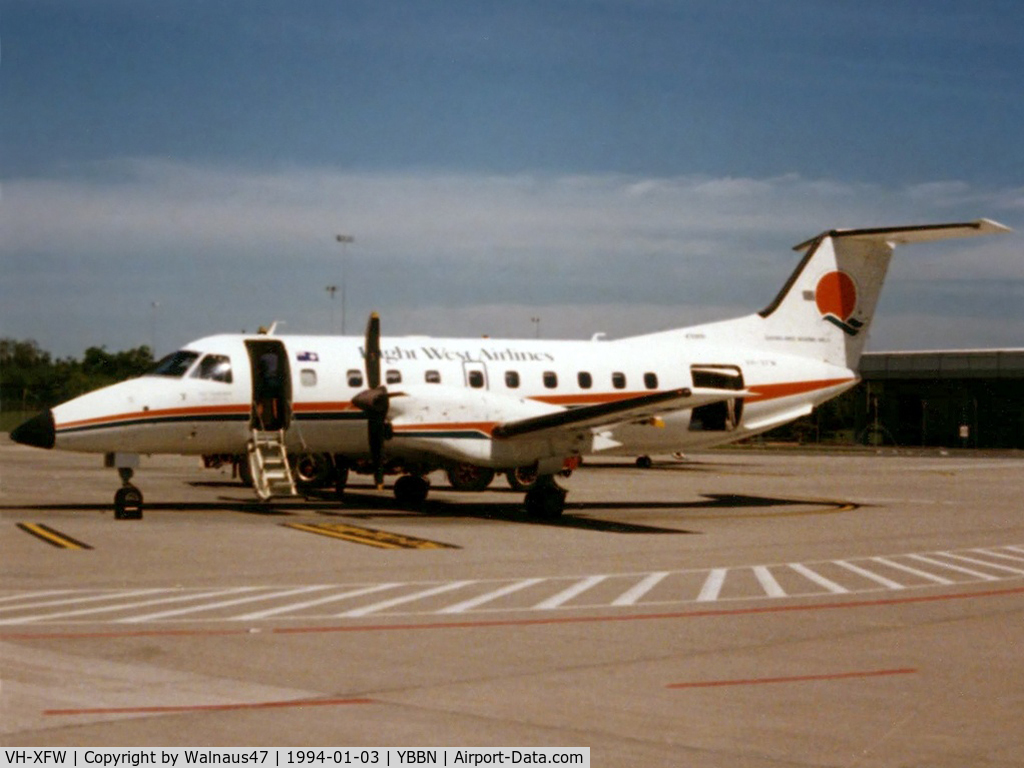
<box><xmin>247</xmin><ymin>428</ymin><xmax>297</xmax><ymax>500</ymax></box>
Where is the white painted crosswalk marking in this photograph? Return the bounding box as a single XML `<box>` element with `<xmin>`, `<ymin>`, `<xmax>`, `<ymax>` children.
<box><xmin>0</xmin><ymin>589</ymin><xmax>83</xmax><ymax>606</ymax></box>
<box><xmin>2</xmin><ymin>543</ymin><xmax>1021</xmax><ymax>626</ymax></box>
<box><xmin>438</xmin><ymin>578</ymin><xmax>546</xmax><ymax>614</ymax></box>
<box><xmin>0</xmin><ymin>588</ymin><xmax>169</xmax><ymax>618</ymax></box>
<box><xmin>942</xmin><ymin>551</ymin><xmax>1024</xmax><ymax>575</ymax></box>
<box><xmin>534</xmin><ymin>576</ymin><xmax>608</xmax><ymax>610</ymax></box>
<box><xmin>697</xmin><ymin>568</ymin><xmax>727</xmax><ymax>602</ymax></box>
<box><xmin>752</xmin><ymin>566</ymin><xmax>786</xmax><ymax>598</ymax></box>
<box><xmin>611</xmin><ymin>572</ymin><xmax>670</xmax><ymax>606</ymax></box>
<box><xmin>120</xmin><ymin>585</ymin><xmax>336</xmax><ymax>623</ymax></box>
<box><xmin>871</xmin><ymin>557</ymin><xmax>954</xmax><ymax>585</ymax></box>
<box><xmin>0</xmin><ymin>587</ymin><xmax>259</xmax><ymax>624</ymax></box>
<box><xmin>788</xmin><ymin>563</ymin><xmax>849</xmax><ymax>594</ymax></box>
<box><xmin>906</xmin><ymin>553</ymin><xmax>999</xmax><ymax>581</ymax></box>
<box><xmin>975</xmin><ymin>547</ymin><xmax>1024</xmax><ymax>564</ymax></box>
<box><xmin>232</xmin><ymin>583</ymin><xmax>404</xmax><ymax>620</ymax></box>
<box><xmin>339</xmin><ymin>581</ymin><xmax>475</xmax><ymax>617</ymax></box>
<box><xmin>834</xmin><ymin>560</ymin><xmax>905</xmax><ymax>590</ymax></box>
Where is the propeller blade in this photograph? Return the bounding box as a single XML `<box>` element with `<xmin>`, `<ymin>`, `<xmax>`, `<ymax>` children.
<box><xmin>365</xmin><ymin>311</ymin><xmax>381</xmax><ymax>389</ymax></box>
<box><xmin>357</xmin><ymin>312</ymin><xmax>387</xmax><ymax>489</ymax></box>
<box><xmin>368</xmin><ymin>415</ymin><xmax>385</xmax><ymax>489</ymax></box>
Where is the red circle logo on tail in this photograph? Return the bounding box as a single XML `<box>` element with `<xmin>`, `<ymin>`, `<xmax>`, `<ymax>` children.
<box><xmin>815</xmin><ymin>271</ymin><xmax>863</xmax><ymax>336</ymax></box>
<box><xmin>815</xmin><ymin>271</ymin><xmax>857</xmax><ymax>321</ymax></box>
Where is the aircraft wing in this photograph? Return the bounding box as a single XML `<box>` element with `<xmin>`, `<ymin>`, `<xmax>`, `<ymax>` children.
<box><xmin>491</xmin><ymin>387</ymin><xmax>743</xmax><ymax>440</ymax></box>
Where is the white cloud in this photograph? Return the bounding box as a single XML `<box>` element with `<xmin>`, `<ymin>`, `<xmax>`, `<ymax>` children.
<box><xmin>1</xmin><ymin>160</ymin><xmax>1021</xmax><ymax>356</ymax></box>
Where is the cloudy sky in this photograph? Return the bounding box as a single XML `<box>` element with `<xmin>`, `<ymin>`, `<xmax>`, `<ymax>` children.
<box><xmin>2</xmin><ymin>0</ymin><xmax>1022</xmax><ymax>358</ymax></box>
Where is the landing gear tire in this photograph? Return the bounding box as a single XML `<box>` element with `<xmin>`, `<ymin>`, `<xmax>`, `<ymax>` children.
<box><xmin>635</xmin><ymin>455</ymin><xmax>653</xmax><ymax>469</ymax></box>
<box><xmin>506</xmin><ymin>466</ymin><xmax>539</xmax><ymax>491</ymax></box>
<box><xmin>394</xmin><ymin>474</ymin><xmax>430</xmax><ymax>507</ymax></box>
<box><xmin>114</xmin><ymin>485</ymin><xmax>143</xmax><ymax>520</ymax></box>
<box><xmin>334</xmin><ymin>463</ymin><xmax>350</xmax><ymax>501</ymax></box>
<box><xmin>524</xmin><ymin>478</ymin><xmax>566</xmax><ymax>520</ymax></box>
<box><xmin>293</xmin><ymin>452</ymin><xmax>333</xmax><ymax>488</ymax></box>
<box><xmin>446</xmin><ymin>464</ymin><xmax>495</xmax><ymax>492</ymax></box>
<box><xmin>236</xmin><ymin>455</ymin><xmax>254</xmax><ymax>487</ymax></box>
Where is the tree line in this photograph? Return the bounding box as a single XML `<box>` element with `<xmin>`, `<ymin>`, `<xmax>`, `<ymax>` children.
<box><xmin>0</xmin><ymin>338</ymin><xmax>154</xmax><ymax>413</ymax></box>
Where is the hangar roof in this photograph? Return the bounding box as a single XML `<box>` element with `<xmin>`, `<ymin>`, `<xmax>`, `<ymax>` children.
<box><xmin>860</xmin><ymin>350</ymin><xmax>1024</xmax><ymax>380</ymax></box>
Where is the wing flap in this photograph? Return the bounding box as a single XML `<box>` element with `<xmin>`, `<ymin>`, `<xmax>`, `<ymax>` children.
<box><xmin>492</xmin><ymin>387</ymin><xmax>742</xmax><ymax>440</ymax></box>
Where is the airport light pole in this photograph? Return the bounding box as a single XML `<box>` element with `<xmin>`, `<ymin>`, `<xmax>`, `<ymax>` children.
<box><xmin>335</xmin><ymin>234</ymin><xmax>354</xmax><ymax>335</ymax></box>
<box><xmin>325</xmin><ymin>285</ymin><xmax>337</xmax><ymax>332</ymax></box>
<box><xmin>150</xmin><ymin>301</ymin><xmax>160</xmax><ymax>356</ymax></box>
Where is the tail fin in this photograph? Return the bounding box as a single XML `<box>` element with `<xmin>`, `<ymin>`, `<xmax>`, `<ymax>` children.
<box><xmin>696</xmin><ymin>219</ymin><xmax>1010</xmax><ymax>369</ymax></box>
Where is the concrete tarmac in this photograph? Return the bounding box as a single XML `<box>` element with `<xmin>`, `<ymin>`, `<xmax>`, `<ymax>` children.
<box><xmin>2</xmin><ymin>437</ymin><xmax>1023</xmax><ymax>766</ymax></box>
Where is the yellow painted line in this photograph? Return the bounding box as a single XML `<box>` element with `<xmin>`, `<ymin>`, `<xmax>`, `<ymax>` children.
<box><xmin>283</xmin><ymin>522</ymin><xmax>458</xmax><ymax>550</ymax></box>
<box><xmin>17</xmin><ymin>523</ymin><xmax>93</xmax><ymax>550</ymax></box>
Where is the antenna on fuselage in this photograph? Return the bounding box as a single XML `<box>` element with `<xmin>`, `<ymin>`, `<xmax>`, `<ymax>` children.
<box><xmin>259</xmin><ymin>321</ymin><xmax>284</xmax><ymax>335</ymax></box>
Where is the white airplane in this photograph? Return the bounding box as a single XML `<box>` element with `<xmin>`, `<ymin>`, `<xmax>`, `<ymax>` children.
<box><xmin>11</xmin><ymin>219</ymin><xmax>1010</xmax><ymax>519</ymax></box>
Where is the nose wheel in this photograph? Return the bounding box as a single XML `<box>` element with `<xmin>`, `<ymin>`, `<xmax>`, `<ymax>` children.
<box><xmin>114</xmin><ymin>467</ymin><xmax>144</xmax><ymax>520</ymax></box>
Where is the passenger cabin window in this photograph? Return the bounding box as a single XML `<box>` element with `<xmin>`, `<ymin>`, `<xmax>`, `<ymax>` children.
<box><xmin>644</xmin><ymin>372</ymin><xmax>659</xmax><ymax>390</ymax></box>
<box><xmin>543</xmin><ymin>371</ymin><xmax>558</xmax><ymax>389</ymax></box>
<box><xmin>386</xmin><ymin>369</ymin><xmax>402</xmax><ymax>384</ymax></box>
<box><xmin>300</xmin><ymin>369</ymin><xmax>317</xmax><ymax>387</ymax></box>
<box><xmin>577</xmin><ymin>372</ymin><xmax>593</xmax><ymax>389</ymax></box>
<box><xmin>505</xmin><ymin>371</ymin><xmax>520</xmax><ymax>389</ymax></box>
<box><xmin>468</xmin><ymin>370</ymin><xmax>485</xmax><ymax>389</ymax></box>
<box><xmin>425</xmin><ymin>370</ymin><xmax>441</xmax><ymax>384</ymax></box>
<box><xmin>150</xmin><ymin>350</ymin><xmax>200</xmax><ymax>378</ymax></box>
<box><xmin>347</xmin><ymin>369</ymin><xmax>363</xmax><ymax>387</ymax></box>
<box><xmin>612</xmin><ymin>372</ymin><xmax>626</xmax><ymax>390</ymax></box>
<box><xmin>191</xmin><ymin>354</ymin><xmax>233</xmax><ymax>383</ymax></box>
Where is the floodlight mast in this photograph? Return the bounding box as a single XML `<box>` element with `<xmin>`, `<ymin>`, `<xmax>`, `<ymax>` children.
<box><xmin>335</xmin><ymin>234</ymin><xmax>354</xmax><ymax>335</ymax></box>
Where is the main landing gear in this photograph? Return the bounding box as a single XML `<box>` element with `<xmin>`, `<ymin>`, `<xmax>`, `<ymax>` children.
<box><xmin>523</xmin><ymin>476</ymin><xmax>567</xmax><ymax>520</ymax></box>
<box><xmin>380</xmin><ymin>470</ymin><xmax>566</xmax><ymax>519</ymax></box>
<box><xmin>394</xmin><ymin>474</ymin><xmax>430</xmax><ymax>506</ymax></box>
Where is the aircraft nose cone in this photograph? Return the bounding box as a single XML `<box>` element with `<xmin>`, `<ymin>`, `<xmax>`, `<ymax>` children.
<box><xmin>10</xmin><ymin>409</ymin><xmax>56</xmax><ymax>450</ymax></box>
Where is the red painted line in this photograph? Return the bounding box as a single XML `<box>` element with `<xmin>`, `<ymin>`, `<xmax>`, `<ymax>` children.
<box><xmin>45</xmin><ymin>697</ymin><xmax>374</xmax><ymax>716</ymax></box>
<box><xmin>2</xmin><ymin>583</ymin><xmax>1021</xmax><ymax>642</ymax></box>
<box><xmin>667</xmin><ymin>668</ymin><xmax>917</xmax><ymax>689</ymax></box>
<box><xmin>746</xmin><ymin>378</ymin><xmax>855</xmax><ymax>403</ymax></box>
<box><xmin>292</xmin><ymin>401</ymin><xmax>358</xmax><ymax>414</ymax></box>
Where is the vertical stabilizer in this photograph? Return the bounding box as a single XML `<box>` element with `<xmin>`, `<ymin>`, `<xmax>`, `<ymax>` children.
<box><xmin>691</xmin><ymin>220</ymin><xmax>1010</xmax><ymax>370</ymax></box>
<box><xmin>756</xmin><ymin>230</ymin><xmax>893</xmax><ymax>369</ymax></box>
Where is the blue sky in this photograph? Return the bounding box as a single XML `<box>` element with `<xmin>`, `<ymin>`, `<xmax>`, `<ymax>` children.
<box><xmin>2</xmin><ymin>0</ymin><xmax>1022</xmax><ymax>358</ymax></box>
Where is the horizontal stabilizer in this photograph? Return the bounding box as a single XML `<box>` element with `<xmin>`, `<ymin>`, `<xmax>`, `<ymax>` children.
<box><xmin>492</xmin><ymin>387</ymin><xmax>740</xmax><ymax>440</ymax></box>
<box><xmin>793</xmin><ymin>218</ymin><xmax>1010</xmax><ymax>252</ymax></box>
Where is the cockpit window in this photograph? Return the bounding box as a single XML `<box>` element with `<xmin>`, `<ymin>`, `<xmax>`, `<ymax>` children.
<box><xmin>192</xmin><ymin>354</ymin><xmax>233</xmax><ymax>383</ymax></box>
<box><xmin>149</xmin><ymin>350</ymin><xmax>200</xmax><ymax>378</ymax></box>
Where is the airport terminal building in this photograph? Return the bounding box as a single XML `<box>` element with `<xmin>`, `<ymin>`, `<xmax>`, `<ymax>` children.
<box><xmin>850</xmin><ymin>350</ymin><xmax>1024</xmax><ymax>449</ymax></box>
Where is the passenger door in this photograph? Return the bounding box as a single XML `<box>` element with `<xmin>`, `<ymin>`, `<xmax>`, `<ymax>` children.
<box><xmin>245</xmin><ymin>339</ymin><xmax>292</xmax><ymax>430</ymax></box>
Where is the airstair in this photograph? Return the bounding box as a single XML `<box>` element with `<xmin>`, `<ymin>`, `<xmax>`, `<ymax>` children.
<box><xmin>248</xmin><ymin>429</ymin><xmax>297</xmax><ymax>500</ymax></box>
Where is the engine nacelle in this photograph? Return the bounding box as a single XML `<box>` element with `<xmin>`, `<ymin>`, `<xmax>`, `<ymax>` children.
<box><xmin>386</xmin><ymin>384</ymin><xmax>590</xmax><ymax>469</ymax></box>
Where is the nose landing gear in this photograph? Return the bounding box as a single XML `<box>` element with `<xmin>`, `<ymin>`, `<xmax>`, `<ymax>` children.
<box><xmin>106</xmin><ymin>453</ymin><xmax>144</xmax><ymax>520</ymax></box>
<box><xmin>114</xmin><ymin>467</ymin><xmax>144</xmax><ymax>519</ymax></box>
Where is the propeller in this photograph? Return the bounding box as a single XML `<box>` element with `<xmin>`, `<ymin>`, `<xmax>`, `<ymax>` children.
<box><xmin>352</xmin><ymin>312</ymin><xmax>390</xmax><ymax>489</ymax></box>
